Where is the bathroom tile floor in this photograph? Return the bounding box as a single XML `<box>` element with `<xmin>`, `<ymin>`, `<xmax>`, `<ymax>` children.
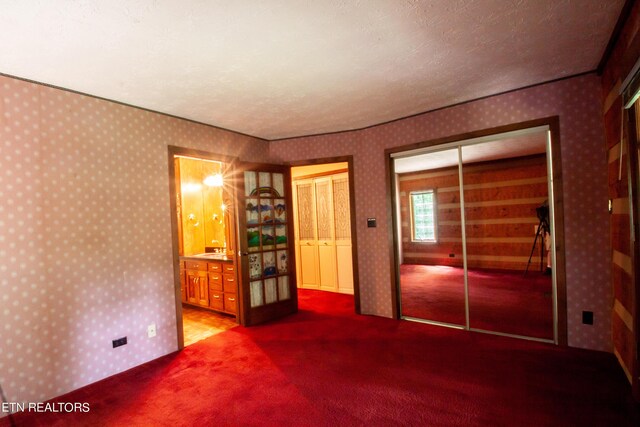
<box><xmin>182</xmin><ymin>304</ymin><xmax>237</xmax><ymax>346</ymax></box>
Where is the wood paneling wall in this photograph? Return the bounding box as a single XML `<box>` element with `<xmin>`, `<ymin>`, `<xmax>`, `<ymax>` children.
<box><xmin>399</xmin><ymin>155</ymin><xmax>547</xmax><ymax>271</ymax></box>
<box><xmin>601</xmin><ymin>0</ymin><xmax>640</xmax><ymax>398</ymax></box>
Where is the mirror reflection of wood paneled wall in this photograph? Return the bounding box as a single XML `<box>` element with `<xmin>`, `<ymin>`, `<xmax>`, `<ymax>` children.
<box><xmin>398</xmin><ymin>154</ymin><xmax>548</xmax><ymax>271</ymax></box>
<box><xmin>175</xmin><ymin>156</ymin><xmax>227</xmax><ymax>255</ymax></box>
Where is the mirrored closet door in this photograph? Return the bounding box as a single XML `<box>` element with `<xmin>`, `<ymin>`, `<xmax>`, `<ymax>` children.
<box><xmin>394</xmin><ymin>128</ymin><xmax>557</xmax><ymax>342</ymax></box>
<box><xmin>461</xmin><ymin>140</ymin><xmax>553</xmax><ymax>340</ymax></box>
<box><xmin>397</xmin><ymin>148</ymin><xmax>465</xmax><ymax>326</ymax></box>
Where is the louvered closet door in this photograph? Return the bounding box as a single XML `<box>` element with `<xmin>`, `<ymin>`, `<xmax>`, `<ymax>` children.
<box><xmin>295</xmin><ymin>180</ymin><xmax>319</xmax><ymax>288</ymax></box>
<box><xmin>315</xmin><ymin>177</ymin><xmax>337</xmax><ymax>291</ymax></box>
<box><xmin>332</xmin><ymin>173</ymin><xmax>354</xmax><ymax>294</ymax></box>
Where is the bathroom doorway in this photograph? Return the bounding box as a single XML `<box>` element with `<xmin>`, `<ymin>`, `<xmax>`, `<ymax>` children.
<box><xmin>169</xmin><ymin>146</ymin><xmax>301</xmax><ymax>348</ymax></box>
<box><xmin>168</xmin><ymin>147</ymin><xmax>239</xmax><ymax>348</ymax></box>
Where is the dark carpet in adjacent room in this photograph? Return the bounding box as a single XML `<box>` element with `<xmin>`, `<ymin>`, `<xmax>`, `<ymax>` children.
<box><xmin>400</xmin><ymin>264</ymin><xmax>553</xmax><ymax>339</ymax></box>
<box><xmin>4</xmin><ymin>289</ymin><xmax>636</xmax><ymax>426</ymax></box>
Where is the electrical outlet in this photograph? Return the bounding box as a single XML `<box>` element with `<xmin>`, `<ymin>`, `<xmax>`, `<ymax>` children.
<box><xmin>148</xmin><ymin>323</ymin><xmax>156</xmax><ymax>338</ymax></box>
<box><xmin>449</xmin><ymin>253</ymin><xmax>455</xmax><ymax>258</ymax></box>
<box><xmin>112</xmin><ymin>337</ymin><xmax>127</xmax><ymax>348</ymax></box>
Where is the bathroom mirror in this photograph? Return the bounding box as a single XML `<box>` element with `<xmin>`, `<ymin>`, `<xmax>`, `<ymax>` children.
<box><xmin>175</xmin><ymin>156</ymin><xmax>231</xmax><ymax>256</ymax></box>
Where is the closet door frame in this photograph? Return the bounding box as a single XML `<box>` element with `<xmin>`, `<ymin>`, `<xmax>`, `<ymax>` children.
<box><xmin>288</xmin><ymin>156</ymin><xmax>362</xmax><ymax>314</ymax></box>
<box><xmin>385</xmin><ymin>117</ymin><xmax>567</xmax><ymax>346</ymax></box>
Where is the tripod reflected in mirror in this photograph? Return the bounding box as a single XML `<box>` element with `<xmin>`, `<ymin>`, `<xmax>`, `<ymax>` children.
<box><xmin>525</xmin><ymin>200</ymin><xmax>551</xmax><ymax>276</ymax></box>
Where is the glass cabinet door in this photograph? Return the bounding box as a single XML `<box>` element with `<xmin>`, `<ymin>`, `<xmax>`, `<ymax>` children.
<box><xmin>237</xmin><ymin>163</ymin><xmax>297</xmax><ymax>326</ymax></box>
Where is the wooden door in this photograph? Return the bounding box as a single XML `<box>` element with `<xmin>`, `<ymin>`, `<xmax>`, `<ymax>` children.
<box><xmin>180</xmin><ymin>267</ymin><xmax>187</xmax><ymax>302</ymax></box>
<box><xmin>186</xmin><ymin>270</ymin><xmax>196</xmax><ymax>304</ymax></box>
<box><xmin>186</xmin><ymin>270</ymin><xmax>208</xmax><ymax>306</ymax></box>
<box><xmin>294</xmin><ymin>179</ymin><xmax>320</xmax><ymax>288</ymax></box>
<box><xmin>236</xmin><ymin>163</ymin><xmax>297</xmax><ymax>326</ymax></box>
<box><xmin>196</xmin><ymin>271</ymin><xmax>208</xmax><ymax>306</ymax></box>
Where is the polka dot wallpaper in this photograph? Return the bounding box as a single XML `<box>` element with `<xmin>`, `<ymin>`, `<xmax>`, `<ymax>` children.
<box><xmin>270</xmin><ymin>73</ymin><xmax>612</xmax><ymax>352</ymax></box>
<box><xmin>0</xmin><ymin>72</ymin><xmax>611</xmax><ymax>407</ymax></box>
<box><xmin>0</xmin><ymin>75</ymin><xmax>268</xmax><ymax>405</ymax></box>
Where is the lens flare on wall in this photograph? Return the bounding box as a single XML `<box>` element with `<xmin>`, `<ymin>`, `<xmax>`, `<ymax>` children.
<box><xmin>203</xmin><ymin>174</ymin><xmax>223</xmax><ymax>187</ymax></box>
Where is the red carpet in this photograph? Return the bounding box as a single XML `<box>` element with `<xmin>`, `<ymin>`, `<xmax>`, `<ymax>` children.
<box><xmin>400</xmin><ymin>264</ymin><xmax>553</xmax><ymax>339</ymax></box>
<box><xmin>3</xmin><ymin>289</ymin><xmax>637</xmax><ymax>426</ymax></box>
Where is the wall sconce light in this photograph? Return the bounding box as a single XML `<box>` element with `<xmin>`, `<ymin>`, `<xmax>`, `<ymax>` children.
<box><xmin>203</xmin><ymin>174</ymin><xmax>223</xmax><ymax>187</ymax></box>
<box><xmin>188</xmin><ymin>213</ymin><xmax>200</xmax><ymax>227</ymax></box>
<box><xmin>182</xmin><ymin>183</ymin><xmax>203</xmax><ymax>193</ymax></box>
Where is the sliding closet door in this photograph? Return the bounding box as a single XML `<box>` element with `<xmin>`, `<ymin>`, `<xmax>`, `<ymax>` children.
<box><xmin>398</xmin><ymin>148</ymin><xmax>465</xmax><ymax>326</ymax></box>
<box><xmin>461</xmin><ymin>141</ymin><xmax>553</xmax><ymax>339</ymax></box>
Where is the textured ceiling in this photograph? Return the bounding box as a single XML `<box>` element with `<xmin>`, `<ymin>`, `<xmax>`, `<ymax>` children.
<box><xmin>0</xmin><ymin>0</ymin><xmax>625</xmax><ymax>140</ymax></box>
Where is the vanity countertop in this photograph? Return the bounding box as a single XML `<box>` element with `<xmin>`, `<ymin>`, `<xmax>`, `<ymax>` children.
<box><xmin>180</xmin><ymin>253</ymin><xmax>234</xmax><ymax>262</ymax></box>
